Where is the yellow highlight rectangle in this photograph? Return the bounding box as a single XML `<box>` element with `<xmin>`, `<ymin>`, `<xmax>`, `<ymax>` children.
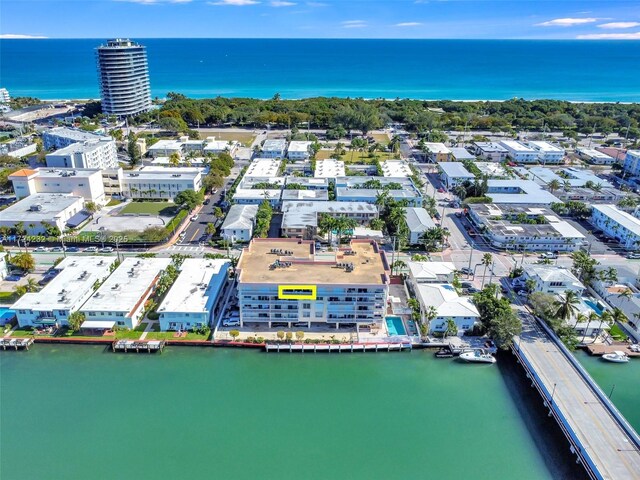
<box><xmin>278</xmin><ymin>285</ymin><xmax>317</xmax><ymax>300</ymax></box>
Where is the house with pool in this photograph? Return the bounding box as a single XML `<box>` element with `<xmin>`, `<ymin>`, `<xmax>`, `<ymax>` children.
<box><xmin>413</xmin><ymin>283</ymin><xmax>480</xmax><ymax>335</ymax></box>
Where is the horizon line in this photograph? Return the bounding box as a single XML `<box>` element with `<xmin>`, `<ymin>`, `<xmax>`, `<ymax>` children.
<box><xmin>1</xmin><ymin>36</ymin><xmax>637</xmax><ymax>41</ymax></box>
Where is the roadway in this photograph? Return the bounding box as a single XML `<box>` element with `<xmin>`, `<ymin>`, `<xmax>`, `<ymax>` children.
<box><xmin>515</xmin><ymin>309</ymin><xmax>640</xmax><ymax>479</ymax></box>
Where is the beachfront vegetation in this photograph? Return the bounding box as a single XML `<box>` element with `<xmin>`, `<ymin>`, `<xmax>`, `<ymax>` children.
<box><xmin>127</xmin><ymin>94</ymin><xmax>640</xmax><ymax>144</ymax></box>
<box><xmin>473</xmin><ymin>284</ymin><xmax>522</xmax><ymax>349</ymax></box>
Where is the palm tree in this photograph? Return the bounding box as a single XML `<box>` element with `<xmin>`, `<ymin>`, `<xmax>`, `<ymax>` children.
<box><xmin>593</xmin><ymin>310</ymin><xmax>613</xmax><ymax>344</ymax></box>
<box><xmin>424</xmin><ymin>306</ymin><xmax>438</xmax><ymax>335</ymax></box>
<box><xmin>547</xmin><ymin>179</ymin><xmax>561</xmax><ymax>194</ymax></box>
<box><xmin>445</xmin><ymin>318</ymin><xmax>458</xmax><ymax>338</ymax></box>
<box><xmin>391</xmin><ymin>260</ymin><xmax>406</xmax><ymax>276</ymax></box>
<box><xmin>318</xmin><ymin>214</ymin><xmax>337</xmax><ymax>245</ymax></box>
<box><xmin>573</xmin><ymin>312</ymin><xmax>587</xmax><ymax>330</ymax></box>
<box><xmin>554</xmin><ymin>290</ymin><xmax>580</xmax><ymax>324</ymax></box>
<box><xmin>562</xmin><ymin>180</ymin><xmax>571</xmax><ymax>192</ymax></box>
<box><xmin>481</xmin><ymin>253</ymin><xmax>493</xmax><ymax>288</ymax></box>
<box><xmin>25</xmin><ymin>278</ymin><xmax>39</xmax><ymax>293</ymax></box>
<box><xmin>617</xmin><ymin>288</ymin><xmax>632</xmax><ymax>301</ymax></box>
<box><xmin>581</xmin><ymin>311</ymin><xmax>600</xmax><ymax>344</ymax></box>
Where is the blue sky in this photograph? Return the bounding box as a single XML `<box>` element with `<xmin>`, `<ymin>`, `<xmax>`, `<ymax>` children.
<box><xmin>2</xmin><ymin>0</ymin><xmax>640</xmax><ymax>39</ymax></box>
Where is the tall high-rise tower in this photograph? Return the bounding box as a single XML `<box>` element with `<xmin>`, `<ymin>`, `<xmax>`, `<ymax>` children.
<box><xmin>96</xmin><ymin>39</ymin><xmax>151</xmax><ymax>117</ymax></box>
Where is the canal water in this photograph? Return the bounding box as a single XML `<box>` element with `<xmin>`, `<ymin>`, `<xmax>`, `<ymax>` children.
<box><xmin>574</xmin><ymin>350</ymin><xmax>640</xmax><ymax>432</ymax></box>
<box><xmin>1</xmin><ymin>346</ymin><xmax>587</xmax><ymax>480</ymax></box>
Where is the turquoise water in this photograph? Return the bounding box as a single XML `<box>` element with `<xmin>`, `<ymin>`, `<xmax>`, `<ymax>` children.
<box><xmin>0</xmin><ymin>308</ymin><xmax>16</xmax><ymax>323</ymax></box>
<box><xmin>2</xmin><ymin>39</ymin><xmax>640</xmax><ymax>101</ymax></box>
<box><xmin>583</xmin><ymin>299</ymin><xmax>604</xmax><ymax>316</ymax></box>
<box><xmin>386</xmin><ymin>316</ymin><xmax>406</xmax><ymax>336</ymax></box>
<box><xmin>574</xmin><ymin>350</ymin><xmax>640</xmax><ymax>431</ymax></box>
<box><xmin>0</xmin><ymin>346</ymin><xmax>586</xmax><ymax>479</ymax></box>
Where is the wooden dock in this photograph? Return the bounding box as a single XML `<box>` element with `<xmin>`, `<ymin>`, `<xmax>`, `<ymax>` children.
<box><xmin>264</xmin><ymin>342</ymin><xmax>412</xmax><ymax>353</ymax></box>
<box><xmin>0</xmin><ymin>337</ymin><xmax>34</xmax><ymax>351</ymax></box>
<box><xmin>584</xmin><ymin>343</ymin><xmax>640</xmax><ymax>357</ymax></box>
<box><xmin>112</xmin><ymin>339</ymin><xmax>165</xmax><ymax>353</ymax></box>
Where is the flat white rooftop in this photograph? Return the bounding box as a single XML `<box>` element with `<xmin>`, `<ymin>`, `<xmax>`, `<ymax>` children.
<box><xmin>11</xmin><ymin>256</ymin><xmax>115</xmax><ymax>311</ymax></box>
<box><xmin>423</xmin><ymin>143</ymin><xmax>451</xmax><ymax>154</ymax></box>
<box><xmin>157</xmin><ymin>259</ymin><xmax>229</xmax><ymax>314</ymax></box>
<box><xmin>528</xmin><ymin>141</ymin><xmax>564</xmax><ymax>153</ymax></box>
<box><xmin>262</xmin><ymin>139</ymin><xmax>287</xmax><ymax>151</ymax></box>
<box><xmin>315</xmin><ymin>159</ymin><xmax>346</xmax><ymax>178</ymax></box>
<box><xmin>381</xmin><ymin>160</ymin><xmax>412</xmax><ymax>177</ymax></box>
<box><xmin>439</xmin><ymin>162</ymin><xmax>475</xmax><ymax>179</ymax></box>
<box><xmin>500</xmin><ymin>140</ymin><xmax>537</xmax><ymax>153</ymax></box>
<box><xmin>245</xmin><ymin>158</ymin><xmax>282</xmax><ymax>177</ymax></box>
<box><xmin>48</xmin><ymin>138</ymin><xmax>115</xmax><ymax>156</ymax></box>
<box><xmin>233</xmin><ymin>188</ymin><xmax>281</xmax><ymax>201</ymax></box>
<box><xmin>577</xmin><ymin>148</ymin><xmax>614</xmax><ymax>160</ymax></box>
<box><xmin>44</xmin><ymin>127</ymin><xmax>108</xmax><ymax>143</ymax></box>
<box><xmin>0</xmin><ymin>193</ymin><xmax>83</xmax><ymax>223</ymax></box>
<box><xmin>148</xmin><ymin>140</ymin><xmax>183</xmax><ymax>151</ymax></box>
<box><xmin>475</xmin><ymin>142</ymin><xmax>507</xmax><ymax>153</ymax></box>
<box><xmin>450</xmin><ymin>147</ymin><xmax>475</xmax><ymax>160</ymax></box>
<box><xmin>287</xmin><ymin>141</ymin><xmax>311</xmax><ymax>153</ymax></box>
<box><xmin>204</xmin><ymin>140</ymin><xmax>237</xmax><ymax>151</ymax></box>
<box><xmin>81</xmin><ymin>257</ymin><xmax>171</xmax><ymax>314</ymax></box>
<box><xmin>123</xmin><ymin>167</ymin><xmax>201</xmax><ymax>181</ymax></box>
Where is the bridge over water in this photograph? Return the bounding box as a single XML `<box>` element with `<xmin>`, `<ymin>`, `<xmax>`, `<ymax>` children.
<box><xmin>513</xmin><ymin>311</ymin><xmax>640</xmax><ymax>480</ymax></box>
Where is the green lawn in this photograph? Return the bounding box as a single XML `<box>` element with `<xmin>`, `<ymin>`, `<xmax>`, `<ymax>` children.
<box><xmin>315</xmin><ymin>150</ymin><xmax>399</xmax><ymax>163</ymax></box>
<box><xmin>10</xmin><ymin>328</ymin><xmax>36</xmax><ymax>337</ymax></box>
<box><xmin>115</xmin><ymin>329</ymin><xmax>144</xmax><ymax>340</ymax></box>
<box><xmin>106</xmin><ymin>199</ymin><xmax>122</xmax><ymax>207</ymax></box>
<box><xmin>371</xmin><ymin>133</ymin><xmax>390</xmax><ymax>144</ymax></box>
<box><xmin>120</xmin><ymin>201</ymin><xmax>178</xmax><ymax>217</ymax></box>
<box><xmin>0</xmin><ymin>291</ymin><xmax>18</xmax><ymax>304</ymax></box>
<box><xmin>145</xmin><ymin>331</ymin><xmax>210</xmax><ymax>341</ymax></box>
<box><xmin>212</xmin><ymin>132</ymin><xmax>256</xmax><ymax>146</ymax></box>
<box><xmin>609</xmin><ymin>323</ymin><xmax>629</xmax><ymax>341</ymax></box>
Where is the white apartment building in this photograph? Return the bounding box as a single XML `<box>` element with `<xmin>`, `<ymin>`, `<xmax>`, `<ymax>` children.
<box><xmin>623</xmin><ymin>150</ymin><xmax>640</xmax><ymax>178</ymax></box>
<box><xmin>315</xmin><ymin>159</ymin><xmax>346</xmax><ymax>178</ymax></box>
<box><xmin>233</xmin><ymin>188</ymin><xmax>281</xmax><ymax>207</ymax></box>
<box><xmin>245</xmin><ymin>158</ymin><xmax>282</xmax><ymax>178</ymax></box>
<box><xmin>204</xmin><ymin>138</ymin><xmax>239</xmax><ymax>157</ymax></box>
<box><xmin>0</xmin><ymin>88</ymin><xmax>10</xmax><ymax>104</ymax></box>
<box><xmin>46</xmin><ymin>138</ymin><xmax>118</xmax><ymax>170</ymax></box>
<box><xmin>237</xmin><ymin>239</ymin><xmax>390</xmax><ymax>330</ymax></box>
<box><xmin>157</xmin><ymin>259</ymin><xmax>230</xmax><ymax>331</ymax></box>
<box><xmin>439</xmin><ymin>162</ymin><xmax>475</xmax><ymax>189</ymax></box>
<box><xmin>591</xmin><ymin>204</ymin><xmax>640</xmax><ymax>251</ymax></box>
<box><xmin>147</xmin><ymin>139</ymin><xmax>184</xmax><ymax>158</ymax></box>
<box><xmin>335</xmin><ymin>177</ymin><xmax>423</xmax><ymax>207</ymax></box>
<box><xmin>280</xmin><ymin>201</ymin><xmax>378</xmax><ymax>239</ymax></box>
<box><xmin>404</xmin><ymin>207</ymin><xmax>436</xmax><ymax>244</ymax></box>
<box><xmin>81</xmin><ymin>257</ymin><xmax>171</xmax><ymax>330</ymax></box>
<box><xmin>42</xmin><ymin>127</ymin><xmax>109</xmax><ymax>150</ymax></box>
<box><xmin>121</xmin><ymin>167</ymin><xmax>202</xmax><ymax>200</ymax></box>
<box><xmin>473</xmin><ymin>142</ymin><xmax>508</xmax><ymax>162</ymax></box>
<box><xmin>522</xmin><ymin>265</ymin><xmax>585</xmax><ymax>296</ymax></box>
<box><xmin>407</xmin><ymin>261</ymin><xmax>456</xmax><ymax>285</ymax></box>
<box><xmin>287</xmin><ymin>141</ymin><xmax>312</xmax><ymax>160</ymax></box>
<box><xmin>576</xmin><ymin>147</ymin><xmax>615</xmax><ymax>165</ymax></box>
<box><xmin>0</xmin><ymin>193</ymin><xmax>85</xmax><ymax>234</ymax></box>
<box><xmin>421</xmin><ymin>143</ymin><xmax>452</xmax><ymax>163</ymax></box>
<box><xmin>261</xmin><ymin>139</ymin><xmax>287</xmax><ymax>158</ymax></box>
<box><xmin>11</xmin><ymin>256</ymin><xmax>116</xmax><ymax>328</ymax></box>
<box><xmin>97</xmin><ymin>39</ymin><xmax>152</xmax><ymax>117</ymax></box>
<box><xmin>414</xmin><ymin>283</ymin><xmax>480</xmax><ymax>335</ymax></box>
<box><xmin>221</xmin><ymin>204</ymin><xmax>259</xmax><ymax>242</ymax></box>
<box><xmin>450</xmin><ymin>147</ymin><xmax>476</xmax><ymax>162</ymax></box>
<box><xmin>528</xmin><ymin>141</ymin><xmax>565</xmax><ymax>164</ymax></box>
<box><xmin>381</xmin><ymin>160</ymin><xmax>412</xmax><ymax>177</ymax></box>
<box><xmin>10</xmin><ymin>167</ymin><xmax>106</xmax><ymax>205</ymax></box>
<box><xmin>468</xmin><ymin>204</ymin><xmax>586</xmax><ymax>252</ymax></box>
<box><xmin>499</xmin><ymin>140</ymin><xmax>539</xmax><ymax>163</ymax></box>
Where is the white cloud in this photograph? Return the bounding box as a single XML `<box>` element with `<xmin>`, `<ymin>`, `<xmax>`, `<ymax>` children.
<box><xmin>342</xmin><ymin>20</ymin><xmax>367</xmax><ymax>28</ymax></box>
<box><xmin>536</xmin><ymin>17</ymin><xmax>598</xmax><ymax>27</ymax></box>
<box><xmin>577</xmin><ymin>32</ymin><xmax>640</xmax><ymax>40</ymax></box>
<box><xmin>0</xmin><ymin>33</ymin><xmax>48</xmax><ymax>39</ymax></box>
<box><xmin>208</xmin><ymin>0</ymin><xmax>259</xmax><ymax>5</ymax></box>
<box><xmin>394</xmin><ymin>22</ymin><xmax>422</xmax><ymax>27</ymax></box>
<box><xmin>270</xmin><ymin>0</ymin><xmax>296</xmax><ymax>6</ymax></box>
<box><xmin>598</xmin><ymin>22</ymin><xmax>640</xmax><ymax>29</ymax></box>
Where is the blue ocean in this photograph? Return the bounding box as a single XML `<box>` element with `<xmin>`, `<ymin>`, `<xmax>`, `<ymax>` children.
<box><xmin>2</xmin><ymin>39</ymin><xmax>639</xmax><ymax>101</ymax></box>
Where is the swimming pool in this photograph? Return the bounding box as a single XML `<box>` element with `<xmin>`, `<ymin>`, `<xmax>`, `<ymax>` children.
<box><xmin>386</xmin><ymin>316</ymin><xmax>407</xmax><ymax>336</ymax></box>
<box><xmin>0</xmin><ymin>308</ymin><xmax>16</xmax><ymax>324</ymax></box>
<box><xmin>583</xmin><ymin>299</ymin><xmax>603</xmax><ymax>316</ymax></box>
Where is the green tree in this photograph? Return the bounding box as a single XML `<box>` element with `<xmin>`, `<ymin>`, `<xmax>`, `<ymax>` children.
<box><xmin>10</xmin><ymin>252</ymin><xmax>35</xmax><ymax>272</ymax></box>
<box><xmin>445</xmin><ymin>318</ymin><xmax>458</xmax><ymax>337</ymax></box>
<box><xmin>169</xmin><ymin>152</ymin><xmax>181</xmax><ymax>167</ymax></box>
<box><xmin>205</xmin><ymin>223</ymin><xmax>217</xmax><ymax>236</ymax></box>
<box><xmin>480</xmin><ymin>253</ymin><xmax>493</xmax><ymax>288</ymax></box>
<box><xmin>276</xmin><ymin>330</ymin><xmax>285</xmax><ymax>341</ymax></box>
<box><xmin>554</xmin><ymin>290</ymin><xmax>581</xmax><ymax>323</ymax></box>
<box><xmin>295</xmin><ymin>331</ymin><xmax>304</xmax><ymax>342</ymax></box>
<box><xmin>25</xmin><ymin>277</ymin><xmax>39</xmax><ymax>293</ymax></box>
<box><xmin>174</xmin><ymin>189</ymin><xmax>204</xmax><ymax>211</ymax></box>
<box><xmin>229</xmin><ymin>329</ymin><xmax>240</xmax><ymax>341</ymax></box>
<box><xmin>68</xmin><ymin>311</ymin><xmax>86</xmax><ymax>332</ymax></box>
<box><xmin>488</xmin><ymin>309</ymin><xmax>522</xmax><ymax>350</ymax></box>
<box><xmin>127</xmin><ymin>133</ymin><xmax>141</xmax><ymax>166</ymax></box>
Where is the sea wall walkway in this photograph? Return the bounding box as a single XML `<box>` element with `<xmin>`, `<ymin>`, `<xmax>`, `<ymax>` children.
<box><xmin>513</xmin><ymin>310</ymin><xmax>640</xmax><ymax>480</ymax></box>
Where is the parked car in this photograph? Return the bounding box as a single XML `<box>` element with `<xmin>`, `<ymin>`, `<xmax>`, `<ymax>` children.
<box><xmin>204</xmin><ymin>198</ymin><xmax>210</xmax><ymax>205</ymax></box>
<box><xmin>455</xmin><ymin>212</ymin><xmax>462</xmax><ymax>218</ymax></box>
<box><xmin>437</xmin><ymin>188</ymin><xmax>445</xmax><ymax>193</ymax></box>
<box><xmin>84</xmin><ymin>246</ymin><xmax>98</xmax><ymax>253</ymax></box>
<box><xmin>66</xmin><ymin>247</ymin><xmax>80</xmax><ymax>253</ymax></box>
<box><xmin>191</xmin><ymin>214</ymin><xmax>199</xmax><ymax>222</ymax></box>
<box><xmin>461</xmin><ymin>281</ymin><xmax>474</xmax><ymax>289</ymax></box>
<box><xmin>51</xmin><ymin>246</ymin><xmax>65</xmax><ymax>252</ymax></box>
<box><xmin>459</xmin><ymin>267</ymin><xmax>472</xmax><ymax>275</ymax></box>
<box><xmin>222</xmin><ymin>319</ymin><xmax>240</xmax><ymax>327</ymax></box>
<box><xmin>517</xmin><ymin>290</ymin><xmax>528</xmax><ymax>297</ymax></box>
<box><xmin>34</xmin><ymin>247</ymin><xmax>48</xmax><ymax>252</ymax></box>
<box><xmin>538</xmin><ymin>252</ymin><xmax>557</xmax><ymax>259</ymax></box>
<box><xmin>5</xmin><ymin>274</ymin><xmax>22</xmax><ymax>282</ymax></box>
<box><xmin>626</xmin><ymin>253</ymin><xmax>640</xmax><ymax>259</ymax></box>
<box><xmin>100</xmin><ymin>247</ymin><xmax>114</xmax><ymax>253</ymax></box>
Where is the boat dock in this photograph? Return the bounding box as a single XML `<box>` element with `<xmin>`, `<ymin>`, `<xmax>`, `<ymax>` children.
<box><xmin>584</xmin><ymin>343</ymin><xmax>640</xmax><ymax>357</ymax></box>
<box><xmin>0</xmin><ymin>337</ymin><xmax>34</xmax><ymax>351</ymax></box>
<box><xmin>265</xmin><ymin>342</ymin><xmax>412</xmax><ymax>353</ymax></box>
<box><xmin>513</xmin><ymin>310</ymin><xmax>640</xmax><ymax>480</ymax></box>
<box><xmin>112</xmin><ymin>340</ymin><xmax>165</xmax><ymax>353</ymax></box>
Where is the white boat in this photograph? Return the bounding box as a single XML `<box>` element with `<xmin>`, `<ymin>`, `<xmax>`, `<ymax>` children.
<box><xmin>602</xmin><ymin>351</ymin><xmax>630</xmax><ymax>363</ymax></box>
<box><xmin>459</xmin><ymin>349</ymin><xmax>496</xmax><ymax>364</ymax></box>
